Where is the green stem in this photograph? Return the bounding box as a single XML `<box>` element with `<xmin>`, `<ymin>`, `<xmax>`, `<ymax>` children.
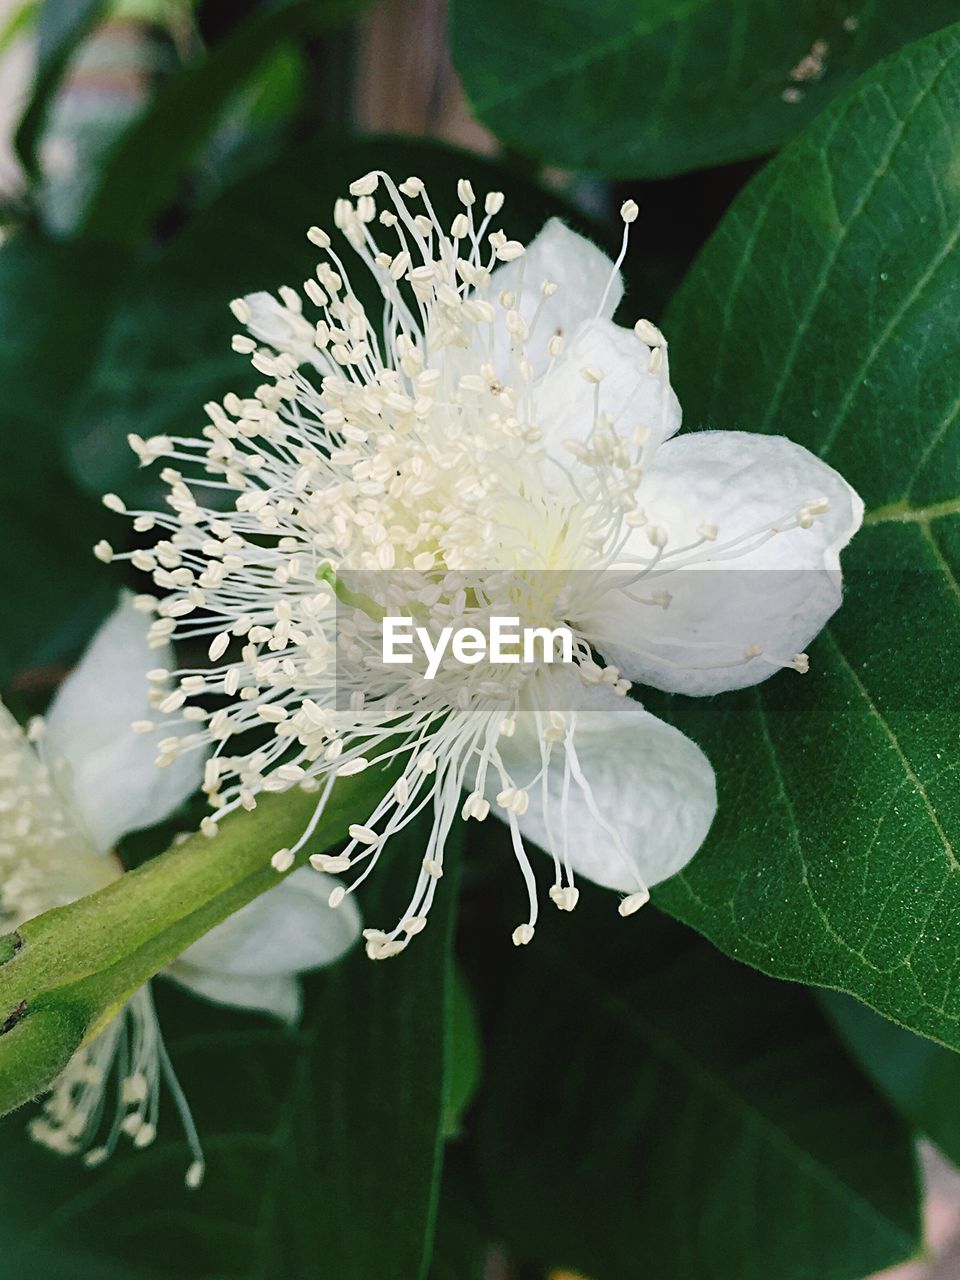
<box><xmin>0</xmin><ymin>764</ymin><xmax>394</xmax><ymax>1116</ymax></box>
<box><xmin>317</xmin><ymin>563</ymin><xmax>388</xmax><ymax>622</ymax></box>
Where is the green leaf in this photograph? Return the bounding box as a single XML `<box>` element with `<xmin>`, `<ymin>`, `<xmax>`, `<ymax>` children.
<box><xmin>821</xmin><ymin>991</ymin><xmax>960</xmax><ymax>1168</ymax></box>
<box><xmin>78</xmin><ymin>0</ymin><xmax>372</xmax><ymax>246</ymax></box>
<box><xmin>450</xmin><ymin>0</ymin><xmax>959</xmax><ymax>178</ymax></box>
<box><xmin>15</xmin><ymin>0</ymin><xmax>108</xmax><ymax>175</ymax></box>
<box><xmin>655</xmin><ymin>25</ymin><xmax>960</xmax><ymax>1046</ymax></box>
<box><xmin>0</xmin><ymin>818</ymin><xmax>460</xmax><ymax>1280</ymax></box>
<box><xmin>443</xmin><ymin>972</ymin><xmax>482</xmax><ymax>1139</ymax></box>
<box><xmin>65</xmin><ymin>136</ymin><xmax>588</xmax><ymax>504</ymax></box>
<box><xmin>429</xmin><ymin>1155</ymin><xmax>490</xmax><ymax>1280</ymax></box>
<box><xmin>0</xmin><ymin>771</ymin><xmax>391</xmax><ymax>1116</ymax></box>
<box><xmin>0</xmin><ymin>232</ymin><xmax>133</xmax><ymax>684</ymax></box>
<box><xmin>301</xmin><ymin>823</ymin><xmax>462</xmax><ymax>1280</ymax></box>
<box><xmin>476</xmin><ymin>897</ymin><xmax>920</xmax><ymax>1280</ymax></box>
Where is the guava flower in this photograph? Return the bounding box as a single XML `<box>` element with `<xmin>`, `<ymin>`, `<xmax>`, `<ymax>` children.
<box><xmin>0</xmin><ymin>596</ymin><xmax>359</xmax><ymax>1182</ymax></box>
<box><xmin>99</xmin><ymin>172</ymin><xmax>862</xmax><ymax>955</ymax></box>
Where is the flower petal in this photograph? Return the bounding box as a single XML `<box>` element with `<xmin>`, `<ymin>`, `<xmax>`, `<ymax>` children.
<box><xmin>490</xmin><ymin>219</ymin><xmax>623</xmax><ymax>378</ymax></box>
<box><xmin>168</xmin><ymin>867</ymin><xmax>360</xmax><ymax>1018</ymax></box>
<box><xmin>592</xmin><ymin>431</ymin><xmax>864</xmax><ymax>695</ymax></box>
<box><xmin>242</xmin><ymin>290</ymin><xmax>327</xmax><ymax>371</ymax></box>
<box><xmin>0</xmin><ymin>700</ymin><xmax>113</xmax><ymax>912</ymax></box>
<box><xmin>534</xmin><ymin>317</ymin><xmax>681</xmax><ymax>459</ymax></box>
<box><xmin>167</xmin><ymin>967</ymin><xmax>303</xmax><ymax>1025</ymax></box>
<box><xmin>43</xmin><ymin>594</ymin><xmax>205</xmax><ymax>852</ymax></box>
<box><xmin>483</xmin><ymin>672</ymin><xmax>716</xmax><ymax>893</ymax></box>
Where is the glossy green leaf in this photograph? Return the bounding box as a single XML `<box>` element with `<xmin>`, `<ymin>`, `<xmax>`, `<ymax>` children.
<box><xmin>651</xmin><ymin>25</ymin><xmax>960</xmax><ymax>1046</ymax></box>
<box><xmin>821</xmin><ymin>991</ymin><xmax>960</xmax><ymax>1168</ymax></box>
<box><xmin>0</xmin><ymin>818</ymin><xmax>460</xmax><ymax>1280</ymax></box>
<box><xmin>65</xmin><ymin>136</ymin><xmax>592</xmax><ymax>504</ymax></box>
<box><xmin>476</xmin><ymin>897</ymin><xmax>920</xmax><ymax>1280</ymax></box>
<box><xmin>429</xmin><ymin>1155</ymin><xmax>489</xmax><ymax>1280</ymax></box>
<box><xmin>442</xmin><ymin>972</ymin><xmax>482</xmax><ymax>1139</ymax></box>
<box><xmin>303</xmin><ymin>824</ymin><xmax>462</xmax><ymax>1280</ymax></box>
<box><xmin>0</xmin><ymin>772</ymin><xmax>390</xmax><ymax>1116</ymax></box>
<box><xmin>0</xmin><ymin>232</ymin><xmax>132</xmax><ymax>684</ymax></box>
<box><xmin>79</xmin><ymin>0</ymin><xmax>370</xmax><ymax>247</ymax></box>
<box><xmin>450</xmin><ymin>0</ymin><xmax>958</xmax><ymax>178</ymax></box>
<box><xmin>15</xmin><ymin>0</ymin><xmax>108</xmax><ymax>174</ymax></box>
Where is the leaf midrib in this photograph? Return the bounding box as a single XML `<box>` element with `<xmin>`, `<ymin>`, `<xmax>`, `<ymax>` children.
<box><xmin>459</xmin><ymin>0</ymin><xmax>713</xmax><ymax>115</ymax></box>
<box><xmin>755</xmin><ymin>56</ymin><xmax>948</xmax><ymax>436</ymax></box>
<box><xmin>823</xmin><ymin>632</ymin><xmax>956</xmax><ymax>878</ymax></box>
<box><xmin>864</xmin><ymin>498</ymin><xmax>960</xmax><ymax>524</ymax></box>
<box><xmin>818</xmin><ymin>201</ymin><xmax>960</xmax><ymax>464</ymax></box>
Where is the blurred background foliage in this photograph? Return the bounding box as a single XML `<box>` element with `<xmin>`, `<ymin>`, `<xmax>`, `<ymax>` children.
<box><xmin>1</xmin><ymin>2</ymin><xmax>959</xmax><ymax>1278</ymax></box>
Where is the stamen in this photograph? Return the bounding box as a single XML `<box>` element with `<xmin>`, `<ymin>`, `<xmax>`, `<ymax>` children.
<box><xmin>101</xmin><ymin>169</ymin><xmax>828</xmax><ymax>970</ymax></box>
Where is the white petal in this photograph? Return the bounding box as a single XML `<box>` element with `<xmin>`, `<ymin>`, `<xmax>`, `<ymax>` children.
<box><xmin>534</xmin><ymin>317</ymin><xmax>681</xmax><ymax>458</ymax></box>
<box><xmin>242</xmin><ymin>290</ymin><xmax>326</xmax><ymax>371</ymax></box>
<box><xmin>593</xmin><ymin>432</ymin><xmax>864</xmax><ymax>695</ymax></box>
<box><xmin>483</xmin><ymin>672</ymin><xmax>716</xmax><ymax>893</ymax></box>
<box><xmin>489</xmin><ymin>219</ymin><xmax>622</xmax><ymax>378</ymax></box>
<box><xmin>171</xmin><ymin>867</ymin><xmax>360</xmax><ymax>977</ymax></box>
<box><xmin>0</xmin><ymin>701</ymin><xmax>112</xmax><ymax>908</ymax></box>
<box><xmin>43</xmin><ymin>594</ymin><xmax>205</xmax><ymax>852</ymax></box>
<box><xmin>167</xmin><ymin>967</ymin><xmax>303</xmax><ymax>1025</ymax></box>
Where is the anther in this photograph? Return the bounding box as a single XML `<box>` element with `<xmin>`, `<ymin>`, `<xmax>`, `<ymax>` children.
<box><xmin>618</xmin><ymin>888</ymin><xmax>650</xmax><ymax>917</ymax></box>
<box><xmin>311</xmin><ymin>854</ymin><xmax>352</xmax><ymax>873</ymax></box>
<box><xmin>634</xmin><ymin>318</ymin><xmax>663</xmax><ymax>347</ymax></box>
<box><xmin>271</xmin><ymin>848</ymin><xmax>295</xmax><ymax>872</ymax></box>
<box><xmin>229</xmin><ymin>297</ymin><xmax>252</xmax><ymax>324</ymax></box>
<box><xmin>549</xmin><ymin>885</ymin><xmax>580</xmax><ymax>911</ymax></box>
<box><xmin>349</xmin><ymin>171</ymin><xmax>379</xmax><ymax>196</ymax></box>
<box><xmin>133</xmin><ymin>1123</ymin><xmax>157</xmax><ymax>1149</ymax></box>
<box><xmin>336</xmin><ymin>757</ymin><xmax>369</xmax><ymax>776</ymax></box>
<box><xmin>348</xmin><ymin>824</ymin><xmax>378</xmax><ymax>844</ymax></box>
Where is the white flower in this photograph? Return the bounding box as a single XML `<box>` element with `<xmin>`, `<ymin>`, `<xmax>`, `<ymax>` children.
<box><xmin>0</xmin><ymin>596</ymin><xmax>359</xmax><ymax>1183</ymax></box>
<box><xmin>103</xmin><ymin>172</ymin><xmax>862</xmax><ymax>955</ymax></box>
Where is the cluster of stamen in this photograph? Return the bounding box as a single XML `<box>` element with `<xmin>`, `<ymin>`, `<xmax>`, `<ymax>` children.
<box><xmin>0</xmin><ymin>707</ymin><xmax>203</xmax><ymax>1185</ymax></box>
<box><xmin>28</xmin><ymin>987</ymin><xmax>203</xmax><ymax>1190</ymax></box>
<box><xmin>96</xmin><ymin>174</ymin><xmax>829</xmax><ymax>954</ymax></box>
<box><xmin>0</xmin><ymin>710</ymin><xmax>105</xmax><ymax>926</ymax></box>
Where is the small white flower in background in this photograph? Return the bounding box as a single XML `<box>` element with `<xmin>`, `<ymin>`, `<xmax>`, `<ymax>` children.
<box><xmin>100</xmin><ymin>172</ymin><xmax>862</xmax><ymax>954</ymax></box>
<box><xmin>0</xmin><ymin>596</ymin><xmax>359</xmax><ymax>1184</ymax></box>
